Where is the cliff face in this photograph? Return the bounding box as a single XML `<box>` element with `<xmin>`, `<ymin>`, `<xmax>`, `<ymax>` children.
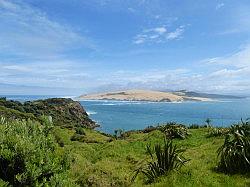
<box><xmin>0</xmin><ymin>97</ymin><xmax>97</xmax><ymax>129</ymax></box>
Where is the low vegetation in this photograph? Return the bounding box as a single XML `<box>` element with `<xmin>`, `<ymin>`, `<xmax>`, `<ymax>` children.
<box><xmin>0</xmin><ymin>117</ymin><xmax>74</xmax><ymax>186</ymax></box>
<box><xmin>207</xmin><ymin>127</ymin><xmax>229</xmax><ymax>137</ymax></box>
<box><xmin>133</xmin><ymin>140</ymin><xmax>188</xmax><ymax>183</ymax></box>
<box><xmin>217</xmin><ymin>119</ymin><xmax>250</xmax><ymax>173</ymax></box>
<box><xmin>159</xmin><ymin>122</ymin><xmax>190</xmax><ymax>139</ymax></box>
<box><xmin>0</xmin><ymin>98</ymin><xmax>249</xmax><ymax>186</ymax></box>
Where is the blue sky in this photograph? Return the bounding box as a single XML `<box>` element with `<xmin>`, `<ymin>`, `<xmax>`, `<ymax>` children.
<box><xmin>0</xmin><ymin>0</ymin><xmax>250</xmax><ymax>95</ymax></box>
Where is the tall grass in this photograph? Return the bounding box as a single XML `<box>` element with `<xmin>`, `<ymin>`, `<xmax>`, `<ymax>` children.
<box><xmin>217</xmin><ymin>119</ymin><xmax>250</xmax><ymax>173</ymax></box>
<box><xmin>133</xmin><ymin>140</ymin><xmax>188</xmax><ymax>183</ymax></box>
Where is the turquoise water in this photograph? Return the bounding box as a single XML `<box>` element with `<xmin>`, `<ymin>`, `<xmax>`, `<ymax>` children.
<box><xmin>80</xmin><ymin>99</ymin><xmax>250</xmax><ymax>133</ymax></box>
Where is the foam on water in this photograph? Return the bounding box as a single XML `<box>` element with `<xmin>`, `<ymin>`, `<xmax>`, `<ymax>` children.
<box><xmin>86</xmin><ymin>111</ymin><xmax>97</xmax><ymax>115</ymax></box>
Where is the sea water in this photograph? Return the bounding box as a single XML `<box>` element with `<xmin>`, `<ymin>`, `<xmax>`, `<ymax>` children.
<box><xmin>80</xmin><ymin>99</ymin><xmax>250</xmax><ymax>133</ymax></box>
<box><xmin>2</xmin><ymin>95</ymin><xmax>250</xmax><ymax>134</ymax></box>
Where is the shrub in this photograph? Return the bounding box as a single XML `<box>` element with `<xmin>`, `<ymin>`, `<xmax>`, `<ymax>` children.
<box><xmin>0</xmin><ymin>106</ymin><xmax>36</xmax><ymax>121</ymax></box>
<box><xmin>75</xmin><ymin>127</ymin><xmax>86</xmax><ymax>135</ymax></box>
<box><xmin>114</xmin><ymin>129</ymin><xmax>124</xmax><ymax>139</ymax></box>
<box><xmin>207</xmin><ymin>127</ymin><xmax>229</xmax><ymax>137</ymax></box>
<box><xmin>0</xmin><ymin>117</ymin><xmax>74</xmax><ymax>186</ymax></box>
<box><xmin>159</xmin><ymin>122</ymin><xmax>189</xmax><ymax>139</ymax></box>
<box><xmin>205</xmin><ymin>118</ymin><xmax>212</xmax><ymax>127</ymax></box>
<box><xmin>54</xmin><ymin>133</ymin><xmax>65</xmax><ymax>147</ymax></box>
<box><xmin>70</xmin><ymin>133</ymin><xmax>85</xmax><ymax>142</ymax></box>
<box><xmin>217</xmin><ymin>119</ymin><xmax>250</xmax><ymax>173</ymax></box>
<box><xmin>133</xmin><ymin>140</ymin><xmax>188</xmax><ymax>183</ymax></box>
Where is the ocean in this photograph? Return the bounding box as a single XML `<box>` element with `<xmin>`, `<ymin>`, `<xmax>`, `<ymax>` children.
<box><xmin>80</xmin><ymin>99</ymin><xmax>250</xmax><ymax>133</ymax></box>
<box><xmin>2</xmin><ymin>95</ymin><xmax>250</xmax><ymax>134</ymax></box>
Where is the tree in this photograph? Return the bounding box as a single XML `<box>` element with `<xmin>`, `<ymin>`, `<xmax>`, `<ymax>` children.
<box><xmin>205</xmin><ymin>118</ymin><xmax>212</xmax><ymax>127</ymax></box>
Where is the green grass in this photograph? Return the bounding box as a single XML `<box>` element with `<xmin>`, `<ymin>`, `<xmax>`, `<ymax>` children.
<box><xmin>54</xmin><ymin>127</ymin><xmax>250</xmax><ymax>186</ymax></box>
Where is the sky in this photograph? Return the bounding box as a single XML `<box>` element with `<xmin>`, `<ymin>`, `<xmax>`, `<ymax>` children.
<box><xmin>0</xmin><ymin>0</ymin><xmax>250</xmax><ymax>95</ymax></box>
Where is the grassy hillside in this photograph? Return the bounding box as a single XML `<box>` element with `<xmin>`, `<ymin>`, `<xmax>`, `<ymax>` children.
<box><xmin>0</xmin><ymin>117</ymin><xmax>249</xmax><ymax>186</ymax></box>
<box><xmin>53</xmin><ymin>126</ymin><xmax>250</xmax><ymax>187</ymax></box>
<box><xmin>0</xmin><ymin>98</ymin><xmax>249</xmax><ymax>186</ymax></box>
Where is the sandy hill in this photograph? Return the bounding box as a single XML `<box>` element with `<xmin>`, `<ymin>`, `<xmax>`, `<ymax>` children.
<box><xmin>78</xmin><ymin>89</ymin><xmax>213</xmax><ymax>102</ymax></box>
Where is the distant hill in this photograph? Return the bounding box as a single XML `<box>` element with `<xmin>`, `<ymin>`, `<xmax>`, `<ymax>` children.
<box><xmin>173</xmin><ymin>90</ymin><xmax>244</xmax><ymax>99</ymax></box>
<box><xmin>77</xmin><ymin>89</ymin><xmax>214</xmax><ymax>102</ymax></box>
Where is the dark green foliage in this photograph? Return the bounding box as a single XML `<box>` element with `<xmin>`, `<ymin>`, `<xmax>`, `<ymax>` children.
<box><xmin>133</xmin><ymin>140</ymin><xmax>188</xmax><ymax>183</ymax></box>
<box><xmin>217</xmin><ymin>119</ymin><xmax>250</xmax><ymax>173</ymax></box>
<box><xmin>0</xmin><ymin>117</ymin><xmax>74</xmax><ymax>186</ymax></box>
<box><xmin>0</xmin><ymin>97</ymin><xmax>25</xmax><ymax>113</ymax></box>
<box><xmin>124</xmin><ymin>123</ymin><xmax>190</xmax><ymax>139</ymax></box>
<box><xmin>70</xmin><ymin>127</ymin><xmax>86</xmax><ymax>142</ymax></box>
<box><xmin>23</xmin><ymin>98</ymin><xmax>96</xmax><ymax>129</ymax></box>
<box><xmin>54</xmin><ymin>133</ymin><xmax>65</xmax><ymax>147</ymax></box>
<box><xmin>0</xmin><ymin>106</ymin><xmax>35</xmax><ymax>121</ymax></box>
<box><xmin>75</xmin><ymin>127</ymin><xmax>86</xmax><ymax>135</ymax></box>
<box><xmin>142</xmin><ymin>125</ymin><xmax>158</xmax><ymax>133</ymax></box>
<box><xmin>159</xmin><ymin>122</ymin><xmax>190</xmax><ymax>139</ymax></box>
<box><xmin>0</xmin><ymin>97</ymin><xmax>96</xmax><ymax>129</ymax></box>
<box><xmin>114</xmin><ymin>129</ymin><xmax>125</xmax><ymax>139</ymax></box>
<box><xmin>205</xmin><ymin>118</ymin><xmax>212</xmax><ymax>126</ymax></box>
<box><xmin>71</xmin><ymin>133</ymin><xmax>85</xmax><ymax>142</ymax></box>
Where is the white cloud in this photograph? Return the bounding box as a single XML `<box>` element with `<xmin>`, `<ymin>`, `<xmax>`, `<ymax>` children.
<box><xmin>134</xmin><ymin>39</ymin><xmax>145</xmax><ymax>44</ymax></box>
<box><xmin>0</xmin><ymin>0</ymin><xmax>97</xmax><ymax>92</ymax></box>
<box><xmin>202</xmin><ymin>45</ymin><xmax>250</xmax><ymax>68</ymax></box>
<box><xmin>95</xmin><ymin>66</ymin><xmax>250</xmax><ymax>94</ymax></box>
<box><xmin>216</xmin><ymin>3</ymin><xmax>224</xmax><ymax>10</ymax></box>
<box><xmin>2</xmin><ymin>65</ymin><xmax>31</xmax><ymax>72</ymax></box>
<box><xmin>0</xmin><ymin>60</ymin><xmax>93</xmax><ymax>89</ymax></box>
<box><xmin>94</xmin><ymin>44</ymin><xmax>250</xmax><ymax>94</ymax></box>
<box><xmin>153</xmin><ymin>27</ymin><xmax>167</xmax><ymax>34</ymax></box>
<box><xmin>134</xmin><ymin>25</ymin><xmax>185</xmax><ymax>44</ymax></box>
<box><xmin>166</xmin><ymin>26</ymin><xmax>185</xmax><ymax>40</ymax></box>
<box><xmin>0</xmin><ymin>0</ymin><xmax>93</xmax><ymax>60</ymax></box>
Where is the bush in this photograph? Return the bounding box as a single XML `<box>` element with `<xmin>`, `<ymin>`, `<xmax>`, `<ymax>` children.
<box><xmin>159</xmin><ymin>122</ymin><xmax>189</xmax><ymax>139</ymax></box>
<box><xmin>54</xmin><ymin>133</ymin><xmax>65</xmax><ymax>147</ymax></box>
<box><xmin>0</xmin><ymin>117</ymin><xmax>74</xmax><ymax>186</ymax></box>
<box><xmin>0</xmin><ymin>106</ymin><xmax>36</xmax><ymax>121</ymax></box>
<box><xmin>114</xmin><ymin>129</ymin><xmax>124</xmax><ymax>139</ymax></box>
<box><xmin>133</xmin><ymin>140</ymin><xmax>188</xmax><ymax>183</ymax></box>
<box><xmin>207</xmin><ymin>127</ymin><xmax>229</xmax><ymax>137</ymax></box>
<box><xmin>70</xmin><ymin>133</ymin><xmax>85</xmax><ymax>142</ymax></box>
<box><xmin>217</xmin><ymin>119</ymin><xmax>250</xmax><ymax>173</ymax></box>
<box><xmin>75</xmin><ymin>127</ymin><xmax>86</xmax><ymax>135</ymax></box>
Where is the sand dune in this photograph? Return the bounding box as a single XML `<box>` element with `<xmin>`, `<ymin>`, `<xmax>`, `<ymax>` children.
<box><xmin>78</xmin><ymin>89</ymin><xmax>213</xmax><ymax>102</ymax></box>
